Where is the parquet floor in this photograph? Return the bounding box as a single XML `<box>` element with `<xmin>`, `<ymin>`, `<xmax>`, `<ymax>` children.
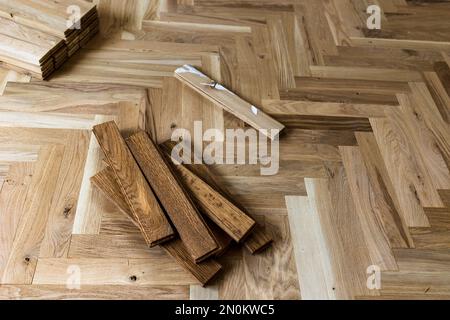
<box><xmin>0</xmin><ymin>0</ymin><xmax>449</xmax><ymax>300</ymax></box>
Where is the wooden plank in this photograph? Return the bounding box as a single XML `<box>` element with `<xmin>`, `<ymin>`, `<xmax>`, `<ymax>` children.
<box><xmin>424</xmin><ymin>71</ymin><xmax>450</xmax><ymax>124</ymax></box>
<box><xmin>72</xmin><ymin>115</ymin><xmax>116</xmax><ymax>235</ymax></box>
<box><xmin>126</xmin><ymin>131</ymin><xmax>218</xmax><ymax>262</ymax></box>
<box><xmin>370</xmin><ymin>118</ymin><xmax>431</xmax><ymax>227</ymax></box>
<box><xmin>0</xmin><ymin>285</ymin><xmax>188</xmax><ymax>300</ymax></box>
<box><xmin>355</xmin><ymin>132</ymin><xmax>413</xmax><ymax>248</ymax></box>
<box><xmin>32</xmin><ymin>258</ymin><xmax>196</xmax><ymax>286</ymax></box>
<box><xmin>161</xmin><ymin>142</ymin><xmax>273</xmax><ymax>254</ymax></box>
<box><xmin>90</xmin><ymin>167</ymin><xmax>222</xmax><ymax>286</ymax></box>
<box><xmin>39</xmin><ymin>130</ymin><xmax>90</xmax><ymax>258</ymax></box>
<box><xmin>305</xmin><ymin>175</ymin><xmax>377</xmax><ymax>299</ymax></box>
<box><xmin>163</xmin><ymin>158</ymin><xmax>256</xmax><ymax>243</ymax></box>
<box><xmin>1</xmin><ymin>145</ymin><xmax>64</xmax><ymax>284</ymax></box>
<box><xmin>174</xmin><ymin>65</ymin><xmax>285</xmax><ymax>140</ymax></box>
<box><xmin>0</xmin><ymin>163</ymin><xmax>35</xmax><ymax>282</ymax></box>
<box><xmin>92</xmin><ymin>121</ymin><xmax>174</xmax><ymax>247</ymax></box>
<box><xmin>340</xmin><ymin>146</ymin><xmax>398</xmax><ymax>271</ymax></box>
<box><xmin>285</xmin><ymin>196</ymin><xmax>336</xmax><ymax>300</ymax></box>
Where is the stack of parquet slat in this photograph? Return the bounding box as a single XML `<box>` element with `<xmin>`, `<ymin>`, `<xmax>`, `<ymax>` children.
<box><xmin>0</xmin><ymin>0</ymin><xmax>98</xmax><ymax>79</ymax></box>
<box><xmin>90</xmin><ymin>121</ymin><xmax>273</xmax><ymax>286</ymax></box>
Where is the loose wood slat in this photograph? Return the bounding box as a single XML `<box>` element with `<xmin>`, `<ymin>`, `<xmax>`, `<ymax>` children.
<box><xmin>0</xmin><ymin>0</ymin><xmax>98</xmax><ymax>78</ymax></box>
<box><xmin>174</xmin><ymin>64</ymin><xmax>285</xmax><ymax>140</ymax></box>
<box><xmin>92</xmin><ymin>121</ymin><xmax>174</xmax><ymax>247</ymax></box>
<box><xmin>126</xmin><ymin>130</ymin><xmax>218</xmax><ymax>262</ymax></box>
<box><xmin>90</xmin><ymin>167</ymin><xmax>222</xmax><ymax>286</ymax></box>
<box><xmin>165</xmin><ymin>158</ymin><xmax>256</xmax><ymax>243</ymax></box>
<box><xmin>161</xmin><ymin>141</ymin><xmax>272</xmax><ymax>254</ymax></box>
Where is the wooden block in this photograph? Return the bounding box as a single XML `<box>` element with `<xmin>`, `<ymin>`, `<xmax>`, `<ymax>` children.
<box><xmin>126</xmin><ymin>131</ymin><xmax>218</xmax><ymax>263</ymax></box>
<box><xmin>90</xmin><ymin>167</ymin><xmax>222</xmax><ymax>286</ymax></box>
<box><xmin>92</xmin><ymin>121</ymin><xmax>174</xmax><ymax>247</ymax></box>
<box><xmin>166</xmin><ymin>159</ymin><xmax>256</xmax><ymax>243</ymax></box>
<box><xmin>174</xmin><ymin>65</ymin><xmax>285</xmax><ymax>140</ymax></box>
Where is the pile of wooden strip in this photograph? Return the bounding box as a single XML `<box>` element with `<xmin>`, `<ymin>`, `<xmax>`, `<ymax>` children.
<box><xmin>0</xmin><ymin>0</ymin><xmax>98</xmax><ymax>79</ymax></box>
<box><xmin>90</xmin><ymin>121</ymin><xmax>273</xmax><ymax>286</ymax></box>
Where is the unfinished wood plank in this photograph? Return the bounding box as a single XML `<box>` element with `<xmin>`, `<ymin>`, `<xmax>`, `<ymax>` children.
<box><xmin>32</xmin><ymin>258</ymin><xmax>196</xmax><ymax>286</ymax></box>
<box><xmin>1</xmin><ymin>145</ymin><xmax>64</xmax><ymax>284</ymax></box>
<box><xmin>0</xmin><ymin>284</ymin><xmax>189</xmax><ymax>300</ymax></box>
<box><xmin>126</xmin><ymin>131</ymin><xmax>218</xmax><ymax>262</ymax></box>
<box><xmin>285</xmin><ymin>196</ymin><xmax>336</xmax><ymax>300</ymax></box>
<box><xmin>340</xmin><ymin>146</ymin><xmax>398</xmax><ymax>271</ymax></box>
<box><xmin>409</xmin><ymin>82</ymin><xmax>450</xmax><ymax>169</ymax></box>
<box><xmin>370</xmin><ymin>118</ymin><xmax>430</xmax><ymax>227</ymax></box>
<box><xmin>305</xmin><ymin>176</ymin><xmax>377</xmax><ymax>299</ymax></box>
<box><xmin>425</xmin><ymin>71</ymin><xmax>450</xmax><ymax>124</ymax></box>
<box><xmin>92</xmin><ymin>121</ymin><xmax>174</xmax><ymax>247</ymax></box>
<box><xmin>355</xmin><ymin>132</ymin><xmax>413</xmax><ymax>248</ymax></box>
<box><xmin>190</xmin><ymin>284</ymin><xmax>219</xmax><ymax>300</ymax></box>
<box><xmin>162</xmin><ymin>142</ymin><xmax>273</xmax><ymax>254</ymax></box>
<box><xmin>39</xmin><ymin>130</ymin><xmax>90</xmax><ymax>258</ymax></box>
<box><xmin>0</xmin><ymin>162</ymin><xmax>35</xmax><ymax>282</ymax></box>
<box><xmin>174</xmin><ymin>64</ymin><xmax>285</xmax><ymax>140</ymax></box>
<box><xmin>90</xmin><ymin>167</ymin><xmax>222</xmax><ymax>286</ymax></box>
<box><xmin>72</xmin><ymin>115</ymin><xmax>115</xmax><ymax>236</ymax></box>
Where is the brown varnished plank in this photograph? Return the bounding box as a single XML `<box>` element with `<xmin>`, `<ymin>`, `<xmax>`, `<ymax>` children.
<box><xmin>92</xmin><ymin>121</ymin><xmax>174</xmax><ymax>247</ymax></box>
<box><xmin>160</xmin><ymin>142</ymin><xmax>273</xmax><ymax>254</ymax></box>
<box><xmin>90</xmin><ymin>167</ymin><xmax>222</xmax><ymax>287</ymax></box>
<box><xmin>164</xmin><ymin>161</ymin><xmax>256</xmax><ymax>243</ymax></box>
<box><xmin>126</xmin><ymin>131</ymin><xmax>218</xmax><ymax>262</ymax></box>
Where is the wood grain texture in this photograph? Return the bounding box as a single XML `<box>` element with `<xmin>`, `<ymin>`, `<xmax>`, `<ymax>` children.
<box><xmin>285</xmin><ymin>196</ymin><xmax>336</xmax><ymax>300</ymax></box>
<box><xmin>160</xmin><ymin>141</ymin><xmax>271</xmax><ymax>254</ymax></box>
<box><xmin>126</xmin><ymin>131</ymin><xmax>218</xmax><ymax>262</ymax></box>
<box><xmin>0</xmin><ymin>0</ymin><xmax>98</xmax><ymax>78</ymax></box>
<box><xmin>1</xmin><ymin>0</ymin><xmax>450</xmax><ymax>299</ymax></box>
<box><xmin>92</xmin><ymin>121</ymin><xmax>174</xmax><ymax>247</ymax></box>
<box><xmin>1</xmin><ymin>145</ymin><xmax>64</xmax><ymax>284</ymax></box>
<box><xmin>175</xmin><ymin>65</ymin><xmax>285</xmax><ymax>140</ymax></box>
<box><xmin>0</xmin><ymin>284</ymin><xmax>188</xmax><ymax>300</ymax></box>
<box><xmin>165</xmin><ymin>159</ymin><xmax>256</xmax><ymax>243</ymax></box>
<box><xmin>90</xmin><ymin>166</ymin><xmax>223</xmax><ymax>286</ymax></box>
<box><xmin>340</xmin><ymin>146</ymin><xmax>398</xmax><ymax>271</ymax></box>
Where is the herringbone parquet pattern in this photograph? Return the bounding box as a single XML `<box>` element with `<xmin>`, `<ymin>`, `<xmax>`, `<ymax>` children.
<box><xmin>0</xmin><ymin>0</ymin><xmax>449</xmax><ymax>300</ymax></box>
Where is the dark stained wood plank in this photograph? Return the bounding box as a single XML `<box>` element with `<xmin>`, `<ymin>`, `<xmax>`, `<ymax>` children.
<box><xmin>92</xmin><ymin>121</ymin><xmax>174</xmax><ymax>247</ymax></box>
<box><xmin>90</xmin><ymin>167</ymin><xmax>222</xmax><ymax>287</ymax></box>
<box><xmin>164</xmin><ymin>158</ymin><xmax>257</xmax><ymax>243</ymax></box>
<box><xmin>126</xmin><ymin>131</ymin><xmax>218</xmax><ymax>263</ymax></box>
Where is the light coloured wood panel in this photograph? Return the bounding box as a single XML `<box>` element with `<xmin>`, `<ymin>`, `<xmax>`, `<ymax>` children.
<box><xmin>33</xmin><ymin>258</ymin><xmax>197</xmax><ymax>286</ymax></box>
<box><xmin>285</xmin><ymin>196</ymin><xmax>336</xmax><ymax>300</ymax></box>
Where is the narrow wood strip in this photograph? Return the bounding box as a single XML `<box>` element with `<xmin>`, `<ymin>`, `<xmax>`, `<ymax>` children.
<box><xmin>174</xmin><ymin>65</ymin><xmax>285</xmax><ymax>140</ymax></box>
<box><xmin>126</xmin><ymin>131</ymin><xmax>218</xmax><ymax>262</ymax></box>
<box><xmin>0</xmin><ymin>163</ymin><xmax>34</xmax><ymax>281</ymax></box>
<box><xmin>161</xmin><ymin>142</ymin><xmax>272</xmax><ymax>254</ymax></box>
<box><xmin>355</xmin><ymin>132</ymin><xmax>414</xmax><ymax>248</ymax></box>
<box><xmin>72</xmin><ymin>115</ymin><xmax>115</xmax><ymax>235</ymax></box>
<box><xmin>1</xmin><ymin>145</ymin><xmax>64</xmax><ymax>284</ymax></box>
<box><xmin>92</xmin><ymin>121</ymin><xmax>174</xmax><ymax>247</ymax></box>
<box><xmin>340</xmin><ymin>146</ymin><xmax>398</xmax><ymax>271</ymax></box>
<box><xmin>0</xmin><ymin>284</ymin><xmax>188</xmax><ymax>300</ymax></box>
<box><xmin>90</xmin><ymin>167</ymin><xmax>222</xmax><ymax>286</ymax></box>
<box><xmin>164</xmin><ymin>158</ymin><xmax>256</xmax><ymax>243</ymax></box>
<box><xmin>285</xmin><ymin>196</ymin><xmax>336</xmax><ymax>300</ymax></box>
